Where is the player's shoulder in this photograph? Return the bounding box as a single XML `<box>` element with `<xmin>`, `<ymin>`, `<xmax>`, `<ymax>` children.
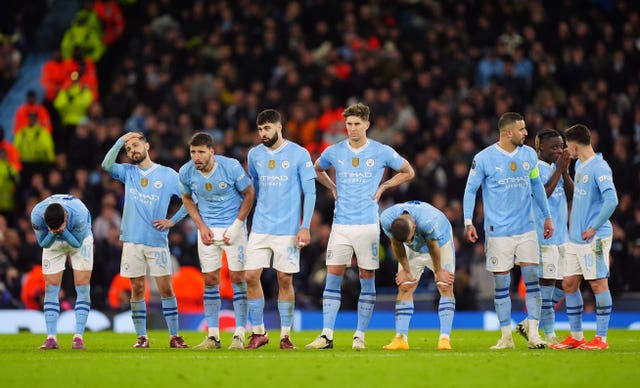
<box><xmin>178</xmin><ymin>160</ymin><xmax>195</xmax><ymax>174</ymax></box>
<box><xmin>216</xmin><ymin>155</ymin><xmax>241</xmax><ymax>165</ymax></box>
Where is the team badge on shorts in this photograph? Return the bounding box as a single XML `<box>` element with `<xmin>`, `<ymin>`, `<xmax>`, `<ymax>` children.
<box><xmin>546</xmin><ymin>263</ymin><xmax>556</xmax><ymax>274</ymax></box>
<box><xmin>352</xmin><ymin>158</ymin><xmax>360</xmax><ymax>167</ymax></box>
<box><xmin>509</xmin><ymin>162</ymin><xmax>517</xmax><ymax>172</ymax></box>
<box><xmin>205</xmin><ymin>182</ymin><xmax>213</xmax><ymax>191</ymax></box>
<box><xmin>123</xmin><ymin>263</ymin><xmax>130</xmax><ymax>271</ymax></box>
<box><xmin>268</xmin><ymin>160</ymin><xmax>276</xmax><ymax>169</ymax></box>
<box><xmin>43</xmin><ymin>259</ymin><xmax>50</xmax><ymax>270</ymax></box>
<box><xmin>141</xmin><ymin>178</ymin><xmax>148</xmax><ymax>187</ymax></box>
<box><xmin>489</xmin><ymin>256</ymin><xmax>498</xmax><ymax>266</ymax></box>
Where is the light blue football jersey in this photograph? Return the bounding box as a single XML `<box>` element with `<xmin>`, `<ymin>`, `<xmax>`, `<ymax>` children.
<box><xmin>108</xmin><ymin>161</ymin><xmax>184</xmax><ymax>247</ymax></box>
<box><xmin>570</xmin><ymin>155</ymin><xmax>617</xmax><ymax>242</ymax></box>
<box><xmin>179</xmin><ymin>156</ymin><xmax>252</xmax><ymax>228</ymax></box>
<box><xmin>31</xmin><ymin>194</ymin><xmax>92</xmax><ymax>248</ymax></box>
<box><xmin>380</xmin><ymin>201</ymin><xmax>453</xmax><ymax>253</ymax></box>
<box><xmin>317</xmin><ymin>139</ymin><xmax>406</xmax><ymax>225</ymax></box>
<box><xmin>534</xmin><ymin>161</ymin><xmax>568</xmax><ymax>245</ymax></box>
<box><xmin>248</xmin><ymin>140</ymin><xmax>316</xmax><ymax>235</ymax></box>
<box><xmin>463</xmin><ymin>144</ymin><xmax>548</xmax><ymax>237</ymax></box>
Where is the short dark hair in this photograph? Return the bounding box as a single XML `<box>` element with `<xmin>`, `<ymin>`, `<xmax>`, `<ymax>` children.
<box><xmin>534</xmin><ymin>128</ymin><xmax>562</xmax><ymax>151</ymax></box>
<box><xmin>189</xmin><ymin>132</ymin><xmax>214</xmax><ymax>148</ymax></box>
<box><xmin>256</xmin><ymin>109</ymin><xmax>282</xmax><ymax>126</ymax></box>
<box><xmin>343</xmin><ymin>103</ymin><xmax>370</xmax><ymax>122</ymax></box>
<box><xmin>390</xmin><ymin>215</ymin><xmax>412</xmax><ymax>242</ymax></box>
<box><xmin>498</xmin><ymin>112</ymin><xmax>524</xmax><ymax>132</ymax></box>
<box><xmin>564</xmin><ymin>124</ymin><xmax>591</xmax><ymax>145</ymax></box>
<box><xmin>44</xmin><ymin>203</ymin><xmax>65</xmax><ymax>230</ymax></box>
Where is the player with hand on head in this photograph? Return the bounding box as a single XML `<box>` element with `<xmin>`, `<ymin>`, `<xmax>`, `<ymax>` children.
<box><xmin>102</xmin><ymin>131</ymin><xmax>189</xmax><ymax>349</ymax></box>
<box><xmin>305</xmin><ymin>102</ymin><xmax>414</xmax><ymax>350</ymax></box>
<box><xmin>516</xmin><ymin>129</ymin><xmax>573</xmax><ymax>345</ymax></box>
<box><xmin>31</xmin><ymin>194</ymin><xmax>93</xmax><ymax>350</ymax></box>
<box><xmin>463</xmin><ymin>112</ymin><xmax>553</xmax><ymax>350</ymax></box>
<box><xmin>551</xmin><ymin>124</ymin><xmax>618</xmax><ymax>350</ymax></box>
<box><xmin>179</xmin><ymin>132</ymin><xmax>255</xmax><ymax>350</ymax></box>
<box><xmin>244</xmin><ymin>109</ymin><xmax>316</xmax><ymax>350</ymax></box>
<box><xmin>380</xmin><ymin>201</ymin><xmax>456</xmax><ymax>351</ymax></box>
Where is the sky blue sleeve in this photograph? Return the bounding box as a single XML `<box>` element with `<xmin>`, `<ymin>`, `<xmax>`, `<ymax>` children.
<box><xmin>301</xmin><ymin>178</ymin><xmax>316</xmax><ymax>229</ymax></box>
<box><xmin>101</xmin><ymin>139</ymin><xmax>124</xmax><ymax>174</ymax></box>
<box><xmin>463</xmin><ymin>159</ymin><xmax>483</xmax><ymax>220</ymax></box>
<box><xmin>60</xmin><ymin>229</ymin><xmax>82</xmax><ymax>248</ymax></box>
<box><xmin>531</xmin><ymin>174</ymin><xmax>551</xmax><ymax>219</ymax></box>
<box><xmin>247</xmin><ymin>151</ymin><xmax>259</xmax><ymax>198</ymax></box>
<box><xmin>169</xmin><ymin>205</ymin><xmax>189</xmax><ymax>225</ymax></box>
<box><xmin>591</xmin><ymin>187</ymin><xmax>618</xmax><ymax>230</ymax></box>
<box><xmin>35</xmin><ymin>230</ymin><xmax>56</xmax><ymax>248</ymax></box>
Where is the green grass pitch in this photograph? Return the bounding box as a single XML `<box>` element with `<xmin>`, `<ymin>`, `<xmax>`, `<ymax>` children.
<box><xmin>2</xmin><ymin>330</ymin><xmax>639</xmax><ymax>387</ymax></box>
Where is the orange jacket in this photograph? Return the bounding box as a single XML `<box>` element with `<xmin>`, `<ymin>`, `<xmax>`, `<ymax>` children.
<box><xmin>0</xmin><ymin>140</ymin><xmax>22</xmax><ymax>172</ymax></box>
<box><xmin>41</xmin><ymin>59</ymin><xmax>68</xmax><ymax>101</ymax></box>
<box><xmin>172</xmin><ymin>266</ymin><xmax>204</xmax><ymax>313</ymax></box>
<box><xmin>62</xmin><ymin>58</ymin><xmax>99</xmax><ymax>99</ymax></box>
<box><xmin>21</xmin><ymin>265</ymin><xmax>45</xmax><ymax>310</ymax></box>
<box><xmin>13</xmin><ymin>104</ymin><xmax>52</xmax><ymax>135</ymax></box>
<box><xmin>93</xmin><ymin>0</ymin><xmax>125</xmax><ymax>45</ymax></box>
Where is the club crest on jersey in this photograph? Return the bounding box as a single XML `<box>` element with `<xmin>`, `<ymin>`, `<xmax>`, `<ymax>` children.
<box><xmin>522</xmin><ymin>161</ymin><xmax>531</xmax><ymax>170</ymax></box>
<box><xmin>141</xmin><ymin>178</ymin><xmax>148</xmax><ymax>187</ymax></box>
<box><xmin>154</xmin><ymin>180</ymin><xmax>162</xmax><ymax>189</ymax></box>
<box><xmin>582</xmin><ymin>174</ymin><xmax>588</xmax><ymax>183</ymax></box>
<box><xmin>282</xmin><ymin>160</ymin><xmax>290</xmax><ymax>169</ymax></box>
<box><xmin>219</xmin><ymin>182</ymin><xmax>228</xmax><ymax>189</ymax></box>
<box><xmin>268</xmin><ymin>160</ymin><xmax>276</xmax><ymax>169</ymax></box>
<box><xmin>352</xmin><ymin>157</ymin><xmax>360</xmax><ymax>167</ymax></box>
<box><xmin>205</xmin><ymin>182</ymin><xmax>213</xmax><ymax>191</ymax></box>
<box><xmin>509</xmin><ymin>162</ymin><xmax>517</xmax><ymax>172</ymax></box>
<box><xmin>366</xmin><ymin>158</ymin><xmax>374</xmax><ymax>167</ymax></box>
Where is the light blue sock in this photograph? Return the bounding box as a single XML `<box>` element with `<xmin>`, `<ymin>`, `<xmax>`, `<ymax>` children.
<box><xmin>493</xmin><ymin>273</ymin><xmax>511</xmax><ymax>327</ymax></box>
<box><xmin>232</xmin><ymin>282</ymin><xmax>248</xmax><ymax>329</ymax></box>
<box><xmin>161</xmin><ymin>296</ymin><xmax>179</xmax><ymax>336</ymax></box>
<box><xmin>565</xmin><ymin>290</ymin><xmax>583</xmax><ymax>333</ymax></box>
<box><xmin>44</xmin><ymin>284</ymin><xmax>60</xmax><ymax>336</ymax></box>
<box><xmin>204</xmin><ymin>285</ymin><xmax>221</xmax><ymax>331</ymax></box>
<box><xmin>521</xmin><ymin>266</ymin><xmax>542</xmax><ymax>320</ymax></box>
<box><xmin>552</xmin><ymin>286</ymin><xmax>565</xmax><ymax>309</ymax></box>
<box><xmin>595</xmin><ymin>290</ymin><xmax>612</xmax><ymax>337</ymax></box>
<box><xmin>322</xmin><ymin>273</ymin><xmax>343</xmax><ymax>331</ymax></box>
<box><xmin>394</xmin><ymin>300</ymin><xmax>413</xmax><ymax>337</ymax></box>
<box><xmin>248</xmin><ymin>297</ymin><xmax>265</xmax><ymax>327</ymax></box>
<box><xmin>278</xmin><ymin>300</ymin><xmax>294</xmax><ymax>329</ymax></box>
<box><xmin>438</xmin><ymin>296</ymin><xmax>456</xmax><ymax>336</ymax></box>
<box><xmin>356</xmin><ymin>277</ymin><xmax>376</xmax><ymax>333</ymax></box>
<box><xmin>74</xmin><ymin>285</ymin><xmax>91</xmax><ymax>336</ymax></box>
<box><xmin>540</xmin><ymin>285</ymin><xmax>555</xmax><ymax>335</ymax></box>
<box><xmin>130</xmin><ymin>299</ymin><xmax>147</xmax><ymax>337</ymax></box>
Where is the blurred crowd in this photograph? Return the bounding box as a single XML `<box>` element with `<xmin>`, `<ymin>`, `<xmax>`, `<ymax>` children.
<box><xmin>1</xmin><ymin>0</ymin><xmax>640</xmax><ymax>313</ymax></box>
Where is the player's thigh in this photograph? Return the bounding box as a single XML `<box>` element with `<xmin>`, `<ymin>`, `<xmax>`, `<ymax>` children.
<box><xmin>403</xmin><ymin>248</ymin><xmax>428</xmax><ymax>279</ymax></box>
<box><xmin>485</xmin><ymin>236</ymin><xmax>518</xmax><ymax>272</ymax></box>
<box><xmin>514</xmin><ymin>230</ymin><xmax>540</xmax><ymax>265</ymax></box>
<box><xmin>581</xmin><ymin>237</ymin><xmax>612</xmax><ymax>280</ymax></box>
<box><xmin>222</xmin><ymin>231</ymin><xmax>247</xmax><ymax>272</ymax></box>
<box><xmin>41</xmin><ymin>241</ymin><xmax>69</xmax><ymax>275</ymax></box>
<box><xmin>121</xmin><ymin>242</ymin><xmax>150</xmax><ymax>277</ymax></box>
<box><xmin>246</xmin><ymin>233</ymin><xmax>274</xmax><ymax>270</ymax></box>
<box><xmin>142</xmin><ymin>245</ymin><xmax>173</xmax><ymax>277</ymax></box>
<box><xmin>563</xmin><ymin>242</ymin><xmax>583</xmax><ymax>277</ymax></box>
<box><xmin>326</xmin><ymin>224</ymin><xmax>355</xmax><ymax>267</ymax></box>
<box><xmin>539</xmin><ymin>244</ymin><xmax>563</xmax><ymax>280</ymax></box>
<box><xmin>351</xmin><ymin>224</ymin><xmax>380</xmax><ymax>270</ymax></box>
<box><xmin>69</xmin><ymin>235</ymin><xmax>94</xmax><ymax>272</ymax></box>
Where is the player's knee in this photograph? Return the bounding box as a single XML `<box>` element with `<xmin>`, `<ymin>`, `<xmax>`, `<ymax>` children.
<box><xmin>436</xmin><ymin>283</ymin><xmax>453</xmax><ymax>296</ymax></box>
